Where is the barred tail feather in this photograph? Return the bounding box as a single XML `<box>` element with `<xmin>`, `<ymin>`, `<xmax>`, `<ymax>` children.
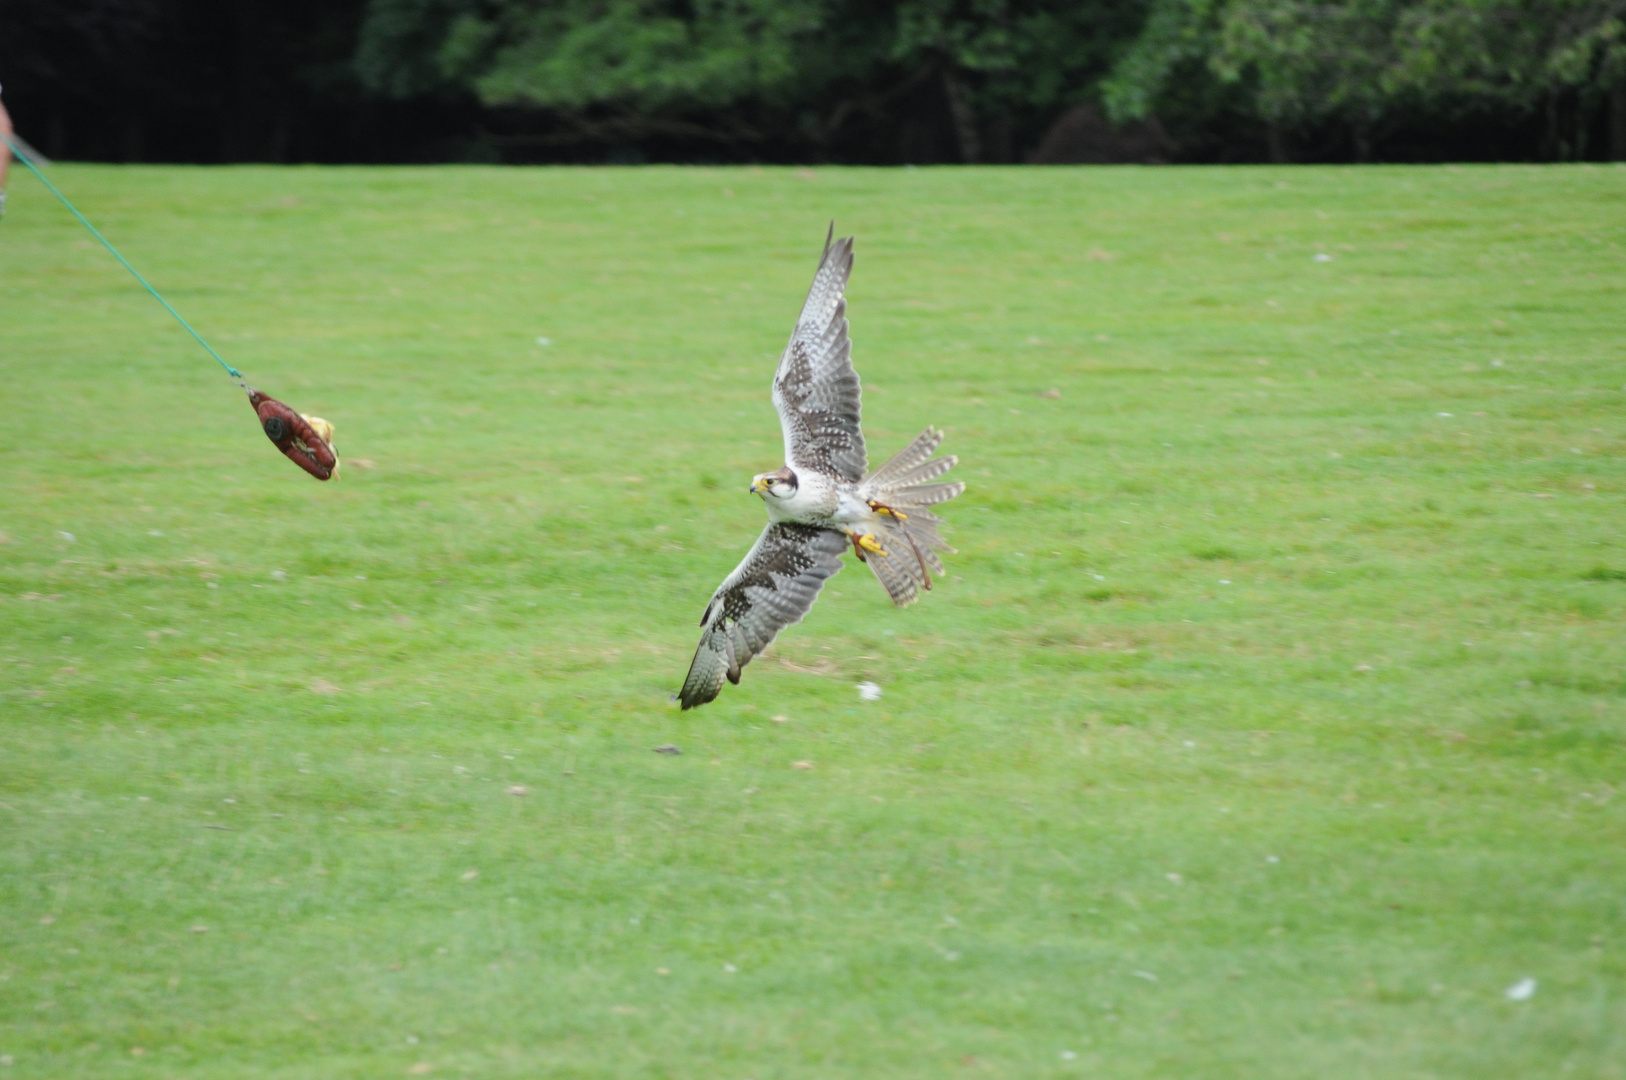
<box><xmin>887</xmin><ymin>481</ymin><xmax>965</xmax><ymax>508</ymax></box>
<box><xmin>883</xmin><ymin>455</ymin><xmax>958</xmax><ymax>489</ymax></box>
<box><xmin>864</xmin><ymin>514</ymin><xmax>953</xmax><ymax>606</ymax></box>
<box><xmin>858</xmin><ymin>427</ymin><xmax>964</xmax><ymax>607</ymax></box>
<box><xmin>864</xmin><ymin>427</ymin><xmax>944</xmax><ymax>488</ymax></box>
<box><xmin>868</xmin><ymin>535</ymin><xmax>924</xmax><ymax>606</ymax></box>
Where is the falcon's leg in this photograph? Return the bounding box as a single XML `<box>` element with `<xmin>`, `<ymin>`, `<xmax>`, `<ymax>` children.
<box><xmin>849</xmin><ymin>531</ymin><xmax>887</xmax><ymax>560</ymax></box>
<box><xmin>867</xmin><ymin>501</ymin><xmax>928</xmax><ymax>586</ymax></box>
<box><xmin>898</xmin><ymin>525</ymin><xmax>933</xmax><ymax>591</ymax></box>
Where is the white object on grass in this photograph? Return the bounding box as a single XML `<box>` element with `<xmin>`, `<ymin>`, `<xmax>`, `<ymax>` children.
<box><xmin>857</xmin><ymin>681</ymin><xmax>883</xmax><ymax>701</ymax></box>
<box><xmin>1506</xmin><ymin>977</ymin><xmax>1537</xmax><ymax>1001</ymax></box>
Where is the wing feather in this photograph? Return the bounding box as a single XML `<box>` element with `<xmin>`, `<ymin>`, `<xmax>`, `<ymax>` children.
<box><xmin>772</xmin><ymin>228</ymin><xmax>866</xmax><ymax>482</ymax></box>
<box><xmin>678</xmin><ymin>523</ymin><xmax>848</xmax><ymax>709</ymax></box>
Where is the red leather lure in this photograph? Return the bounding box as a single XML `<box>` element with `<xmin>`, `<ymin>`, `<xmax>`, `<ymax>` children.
<box><xmin>247</xmin><ymin>387</ymin><xmax>338</xmax><ymax>481</ymax></box>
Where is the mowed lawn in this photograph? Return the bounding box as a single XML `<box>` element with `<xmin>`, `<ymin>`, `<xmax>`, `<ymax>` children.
<box><xmin>1</xmin><ymin>162</ymin><xmax>1623</xmax><ymax>1079</ymax></box>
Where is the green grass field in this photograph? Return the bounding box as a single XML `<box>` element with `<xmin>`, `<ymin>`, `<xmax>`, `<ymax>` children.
<box><xmin>1</xmin><ymin>163</ymin><xmax>1623</xmax><ymax>1078</ymax></box>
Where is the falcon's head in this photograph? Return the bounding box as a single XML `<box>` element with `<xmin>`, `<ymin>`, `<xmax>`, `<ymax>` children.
<box><xmin>750</xmin><ymin>466</ymin><xmax>798</xmax><ymax>501</ymax></box>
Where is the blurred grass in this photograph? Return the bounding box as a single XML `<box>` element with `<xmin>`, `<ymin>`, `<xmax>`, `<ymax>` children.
<box><xmin>0</xmin><ymin>163</ymin><xmax>1623</xmax><ymax>1078</ymax></box>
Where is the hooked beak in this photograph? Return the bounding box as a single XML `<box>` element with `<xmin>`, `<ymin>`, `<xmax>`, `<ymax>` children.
<box><xmin>749</xmin><ymin>476</ymin><xmax>765</xmax><ymax>495</ymax></box>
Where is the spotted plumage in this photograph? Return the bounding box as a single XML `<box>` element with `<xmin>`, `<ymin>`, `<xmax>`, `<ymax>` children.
<box><xmin>678</xmin><ymin>228</ymin><xmax>965</xmax><ymax>710</ymax></box>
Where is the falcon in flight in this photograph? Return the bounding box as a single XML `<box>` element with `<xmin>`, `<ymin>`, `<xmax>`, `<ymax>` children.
<box><xmin>678</xmin><ymin>229</ymin><xmax>965</xmax><ymax>709</ymax></box>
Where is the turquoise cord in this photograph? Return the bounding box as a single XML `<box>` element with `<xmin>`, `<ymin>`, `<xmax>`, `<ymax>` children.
<box><xmin>2</xmin><ymin>132</ymin><xmax>243</xmax><ymax>381</ymax></box>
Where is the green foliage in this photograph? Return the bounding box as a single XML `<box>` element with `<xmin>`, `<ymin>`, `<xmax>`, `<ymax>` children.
<box><xmin>355</xmin><ymin>0</ymin><xmax>485</xmax><ymax>97</ymax></box>
<box><xmin>1394</xmin><ymin>0</ymin><xmax>1626</xmax><ymax>108</ymax></box>
<box><xmin>2</xmin><ymin>163</ymin><xmax>1625</xmax><ymax>1076</ymax></box>
<box><xmin>1214</xmin><ymin>0</ymin><xmax>1402</xmax><ymax>132</ymax></box>
<box><xmin>1104</xmin><ymin>0</ymin><xmax>1626</xmax><ymax>157</ymax></box>
<box><xmin>466</xmin><ymin>0</ymin><xmax>827</xmax><ymax>110</ymax></box>
<box><xmin>351</xmin><ymin>0</ymin><xmax>1626</xmax><ymax>160</ymax></box>
<box><xmin>355</xmin><ymin>0</ymin><xmax>1147</xmax><ymax>158</ymax></box>
<box><xmin>888</xmin><ymin>0</ymin><xmax>1146</xmax><ymax>109</ymax></box>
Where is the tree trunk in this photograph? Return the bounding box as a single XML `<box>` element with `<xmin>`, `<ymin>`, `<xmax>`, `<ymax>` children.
<box><xmin>1544</xmin><ymin>92</ymin><xmax>1564</xmax><ymax>161</ymax></box>
<box><xmin>986</xmin><ymin>111</ymin><xmax>1014</xmax><ymax>164</ymax></box>
<box><xmin>940</xmin><ymin>69</ymin><xmax>982</xmax><ymax>164</ymax></box>
<box><xmin>1576</xmin><ymin>92</ymin><xmax>1592</xmax><ymax>161</ymax></box>
<box><xmin>271</xmin><ymin>108</ymin><xmax>291</xmax><ymax>164</ymax></box>
<box><xmin>223</xmin><ymin>0</ymin><xmax>277</xmax><ymax>162</ymax></box>
<box><xmin>1611</xmin><ymin>85</ymin><xmax>1626</xmax><ymax>162</ymax></box>
<box><xmin>122</xmin><ymin>114</ymin><xmax>144</xmax><ymax>163</ymax></box>
<box><xmin>1266</xmin><ymin>123</ymin><xmax>1287</xmax><ymax>164</ymax></box>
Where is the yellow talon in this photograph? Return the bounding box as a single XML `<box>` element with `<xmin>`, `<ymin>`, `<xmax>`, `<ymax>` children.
<box><xmin>868</xmin><ymin>500</ymin><xmax>907</xmax><ymax>521</ymax></box>
<box><xmin>857</xmin><ymin>533</ymin><xmax>888</xmax><ymax>556</ymax></box>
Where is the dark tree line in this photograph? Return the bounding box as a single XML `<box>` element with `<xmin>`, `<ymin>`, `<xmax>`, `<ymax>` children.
<box><xmin>0</xmin><ymin>0</ymin><xmax>469</xmax><ymax>163</ymax></box>
<box><xmin>1105</xmin><ymin>0</ymin><xmax>1626</xmax><ymax>161</ymax></box>
<box><xmin>1</xmin><ymin>0</ymin><xmax>1622</xmax><ymax>164</ymax></box>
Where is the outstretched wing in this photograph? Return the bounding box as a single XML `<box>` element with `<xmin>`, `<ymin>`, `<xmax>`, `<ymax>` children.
<box><xmin>772</xmin><ymin>228</ymin><xmax>866</xmax><ymax>482</ymax></box>
<box><xmin>678</xmin><ymin>523</ymin><xmax>848</xmax><ymax>709</ymax></box>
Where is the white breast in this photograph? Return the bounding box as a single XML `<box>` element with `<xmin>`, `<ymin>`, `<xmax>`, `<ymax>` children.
<box><xmin>831</xmin><ymin>488</ymin><xmax>875</xmax><ymax>526</ymax></box>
